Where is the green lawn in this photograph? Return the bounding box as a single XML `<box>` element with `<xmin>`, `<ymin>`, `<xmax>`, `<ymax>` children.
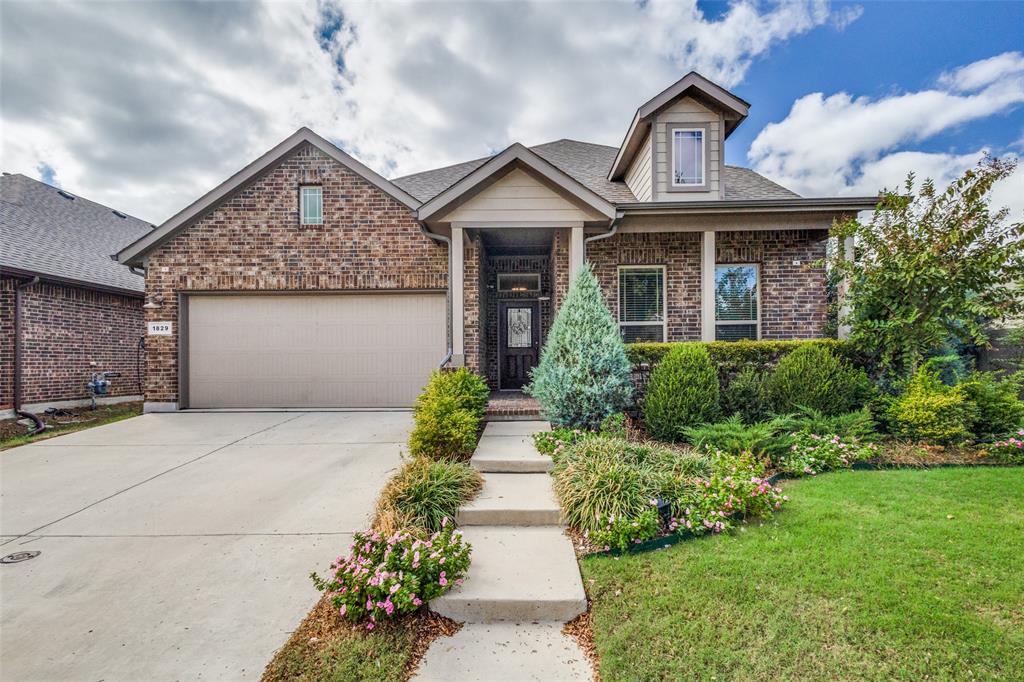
<box><xmin>582</xmin><ymin>468</ymin><xmax>1024</xmax><ymax>681</ymax></box>
<box><xmin>0</xmin><ymin>401</ymin><xmax>142</xmax><ymax>450</ymax></box>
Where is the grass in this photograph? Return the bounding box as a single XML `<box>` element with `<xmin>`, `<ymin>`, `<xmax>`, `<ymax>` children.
<box><xmin>0</xmin><ymin>401</ymin><xmax>142</xmax><ymax>451</ymax></box>
<box><xmin>582</xmin><ymin>467</ymin><xmax>1024</xmax><ymax>681</ymax></box>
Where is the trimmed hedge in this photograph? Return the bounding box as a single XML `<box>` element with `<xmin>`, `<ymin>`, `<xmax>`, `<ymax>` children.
<box><xmin>627</xmin><ymin>339</ymin><xmax>852</xmax><ymax>371</ymax></box>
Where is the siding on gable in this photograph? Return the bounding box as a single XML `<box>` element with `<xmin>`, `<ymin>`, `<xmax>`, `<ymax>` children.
<box><xmin>652</xmin><ymin>96</ymin><xmax>722</xmax><ymax>201</ymax></box>
<box><xmin>440</xmin><ymin>167</ymin><xmax>604</xmax><ymax>224</ymax></box>
<box><xmin>624</xmin><ymin>133</ymin><xmax>653</xmax><ymax>202</ymax></box>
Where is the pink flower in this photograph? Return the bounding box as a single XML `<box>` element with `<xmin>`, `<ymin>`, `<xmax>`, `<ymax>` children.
<box><xmin>339</xmin><ymin>604</ymin><xmax>347</xmax><ymax>616</ymax></box>
<box><xmin>366</xmin><ymin>622</ymin><xmax>375</xmax><ymax>631</ymax></box>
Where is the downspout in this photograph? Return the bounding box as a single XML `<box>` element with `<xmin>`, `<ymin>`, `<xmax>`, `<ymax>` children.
<box><xmin>13</xmin><ymin>276</ymin><xmax>45</xmax><ymax>434</ymax></box>
<box><xmin>419</xmin><ymin>221</ymin><xmax>454</xmax><ymax>368</ymax></box>
<box><xmin>583</xmin><ymin>210</ymin><xmax>625</xmax><ymax>258</ymax></box>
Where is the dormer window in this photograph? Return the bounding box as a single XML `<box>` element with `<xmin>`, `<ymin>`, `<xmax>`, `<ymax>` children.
<box><xmin>672</xmin><ymin>127</ymin><xmax>705</xmax><ymax>187</ymax></box>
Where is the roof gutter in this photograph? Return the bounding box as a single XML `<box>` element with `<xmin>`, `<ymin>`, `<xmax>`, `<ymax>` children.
<box><xmin>2</xmin><ymin>265</ymin><xmax>144</xmax><ymax>298</ymax></box>
<box><xmin>616</xmin><ymin>197</ymin><xmax>879</xmax><ymax>216</ymax></box>
<box><xmin>418</xmin><ymin>221</ymin><xmax>454</xmax><ymax>368</ymax></box>
<box><xmin>583</xmin><ymin>211</ymin><xmax>624</xmax><ymax>258</ymax></box>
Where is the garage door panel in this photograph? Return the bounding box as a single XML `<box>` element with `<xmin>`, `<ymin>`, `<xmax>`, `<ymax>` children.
<box><xmin>187</xmin><ymin>294</ymin><xmax>445</xmax><ymax>408</ymax></box>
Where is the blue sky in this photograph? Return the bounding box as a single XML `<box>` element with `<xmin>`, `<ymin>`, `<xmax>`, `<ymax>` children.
<box><xmin>1</xmin><ymin>1</ymin><xmax>1021</xmax><ymax>222</ymax></box>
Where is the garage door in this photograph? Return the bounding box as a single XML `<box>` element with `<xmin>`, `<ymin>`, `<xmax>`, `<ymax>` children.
<box><xmin>186</xmin><ymin>293</ymin><xmax>446</xmax><ymax>408</ymax></box>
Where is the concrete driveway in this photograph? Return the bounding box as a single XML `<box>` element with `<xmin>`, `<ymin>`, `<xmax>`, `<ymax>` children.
<box><xmin>0</xmin><ymin>411</ymin><xmax>408</xmax><ymax>681</ymax></box>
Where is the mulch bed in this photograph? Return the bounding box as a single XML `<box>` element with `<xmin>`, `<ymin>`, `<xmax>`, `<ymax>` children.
<box><xmin>563</xmin><ymin>610</ymin><xmax>601</xmax><ymax>682</ymax></box>
<box><xmin>0</xmin><ymin>402</ymin><xmax>142</xmax><ymax>445</ymax></box>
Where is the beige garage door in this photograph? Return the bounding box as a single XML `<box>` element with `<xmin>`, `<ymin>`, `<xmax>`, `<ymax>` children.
<box><xmin>186</xmin><ymin>293</ymin><xmax>446</xmax><ymax>408</ymax></box>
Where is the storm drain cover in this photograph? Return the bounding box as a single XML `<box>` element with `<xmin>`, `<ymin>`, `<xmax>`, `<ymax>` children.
<box><xmin>1</xmin><ymin>551</ymin><xmax>40</xmax><ymax>564</ymax></box>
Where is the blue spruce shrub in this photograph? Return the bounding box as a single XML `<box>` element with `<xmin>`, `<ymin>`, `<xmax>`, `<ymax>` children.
<box><xmin>526</xmin><ymin>264</ymin><xmax>633</xmax><ymax>429</ymax></box>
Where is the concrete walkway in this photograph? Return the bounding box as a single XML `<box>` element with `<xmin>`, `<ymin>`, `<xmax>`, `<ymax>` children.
<box><xmin>416</xmin><ymin>421</ymin><xmax>591</xmax><ymax>681</ymax></box>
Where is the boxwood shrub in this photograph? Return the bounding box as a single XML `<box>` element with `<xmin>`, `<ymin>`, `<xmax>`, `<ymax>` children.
<box><xmin>408</xmin><ymin>369</ymin><xmax>488</xmax><ymax>461</ymax></box>
<box><xmin>627</xmin><ymin>339</ymin><xmax>853</xmax><ymax>373</ymax></box>
<box><xmin>764</xmin><ymin>344</ymin><xmax>874</xmax><ymax>416</ymax></box>
<box><xmin>643</xmin><ymin>344</ymin><xmax>720</xmax><ymax>440</ymax></box>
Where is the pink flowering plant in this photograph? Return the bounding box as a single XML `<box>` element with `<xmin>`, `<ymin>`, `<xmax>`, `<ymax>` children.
<box><xmin>675</xmin><ymin>452</ymin><xmax>787</xmax><ymax>536</ymax></box>
<box><xmin>311</xmin><ymin>520</ymin><xmax>471</xmax><ymax>630</ymax></box>
<box><xmin>987</xmin><ymin>429</ymin><xmax>1024</xmax><ymax>464</ymax></box>
<box><xmin>774</xmin><ymin>432</ymin><xmax>877</xmax><ymax>477</ymax></box>
<box><xmin>590</xmin><ymin>506</ymin><xmax>662</xmax><ymax>552</ymax></box>
<box><xmin>534</xmin><ymin>427</ymin><xmax>595</xmax><ymax>460</ymax></box>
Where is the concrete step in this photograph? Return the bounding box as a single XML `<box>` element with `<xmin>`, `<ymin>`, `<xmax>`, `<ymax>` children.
<box><xmin>471</xmin><ymin>436</ymin><xmax>551</xmax><ymax>473</ymax></box>
<box><xmin>412</xmin><ymin>622</ymin><xmax>592</xmax><ymax>681</ymax></box>
<box><xmin>456</xmin><ymin>474</ymin><xmax>561</xmax><ymax>526</ymax></box>
<box><xmin>431</xmin><ymin>527</ymin><xmax>586</xmax><ymax>623</ymax></box>
<box><xmin>482</xmin><ymin>421</ymin><xmax>550</xmax><ymax>437</ymax></box>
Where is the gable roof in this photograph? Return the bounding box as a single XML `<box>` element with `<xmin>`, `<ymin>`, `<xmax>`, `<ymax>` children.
<box><xmin>608</xmin><ymin>71</ymin><xmax>750</xmax><ymax>181</ymax></box>
<box><xmin>116</xmin><ymin>127</ymin><xmax>421</xmax><ymax>267</ymax></box>
<box><xmin>415</xmin><ymin>142</ymin><xmax>617</xmax><ymax>223</ymax></box>
<box><xmin>392</xmin><ymin>139</ymin><xmax>799</xmax><ymax>206</ymax></box>
<box><xmin>0</xmin><ymin>173</ymin><xmax>152</xmax><ymax>294</ymax></box>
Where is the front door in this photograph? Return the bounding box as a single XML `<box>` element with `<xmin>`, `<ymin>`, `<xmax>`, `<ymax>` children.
<box><xmin>499</xmin><ymin>300</ymin><xmax>540</xmax><ymax>389</ymax></box>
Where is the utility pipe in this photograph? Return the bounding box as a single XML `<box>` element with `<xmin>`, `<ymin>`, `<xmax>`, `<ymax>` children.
<box><xmin>13</xmin><ymin>276</ymin><xmax>44</xmax><ymax>434</ymax></box>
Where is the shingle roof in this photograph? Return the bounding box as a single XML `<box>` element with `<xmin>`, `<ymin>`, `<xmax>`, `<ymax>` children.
<box><xmin>1</xmin><ymin>174</ymin><xmax>152</xmax><ymax>293</ymax></box>
<box><xmin>391</xmin><ymin>139</ymin><xmax>799</xmax><ymax>205</ymax></box>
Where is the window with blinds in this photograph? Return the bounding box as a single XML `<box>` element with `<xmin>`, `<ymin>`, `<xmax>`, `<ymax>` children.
<box><xmin>619</xmin><ymin>266</ymin><xmax>665</xmax><ymax>342</ymax></box>
<box><xmin>715</xmin><ymin>264</ymin><xmax>759</xmax><ymax>341</ymax></box>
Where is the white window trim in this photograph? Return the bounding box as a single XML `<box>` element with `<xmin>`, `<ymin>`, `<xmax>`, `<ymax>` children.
<box><xmin>714</xmin><ymin>263</ymin><xmax>761</xmax><ymax>340</ymax></box>
<box><xmin>300</xmin><ymin>185</ymin><xmax>323</xmax><ymax>225</ymax></box>
<box><xmin>617</xmin><ymin>265</ymin><xmax>667</xmax><ymax>342</ymax></box>
<box><xmin>497</xmin><ymin>272</ymin><xmax>541</xmax><ymax>293</ymax></box>
<box><xmin>671</xmin><ymin>127</ymin><xmax>706</xmax><ymax>188</ymax></box>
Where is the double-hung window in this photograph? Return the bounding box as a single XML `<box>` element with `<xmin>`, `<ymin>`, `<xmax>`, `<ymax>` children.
<box><xmin>672</xmin><ymin>128</ymin><xmax>705</xmax><ymax>187</ymax></box>
<box><xmin>618</xmin><ymin>266</ymin><xmax>666</xmax><ymax>342</ymax></box>
<box><xmin>715</xmin><ymin>264</ymin><xmax>759</xmax><ymax>341</ymax></box>
<box><xmin>300</xmin><ymin>185</ymin><xmax>323</xmax><ymax>225</ymax></box>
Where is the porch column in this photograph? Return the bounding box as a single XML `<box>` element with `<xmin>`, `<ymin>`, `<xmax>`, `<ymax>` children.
<box><xmin>451</xmin><ymin>226</ymin><xmax>465</xmax><ymax>365</ymax></box>
<box><xmin>701</xmin><ymin>230</ymin><xmax>716</xmax><ymax>342</ymax></box>
<box><xmin>569</xmin><ymin>224</ymin><xmax>585</xmax><ymax>281</ymax></box>
<box><xmin>838</xmin><ymin>235</ymin><xmax>855</xmax><ymax>340</ymax></box>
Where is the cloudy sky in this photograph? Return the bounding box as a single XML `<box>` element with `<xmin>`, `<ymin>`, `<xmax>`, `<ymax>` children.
<box><xmin>2</xmin><ymin>0</ymin><xmax>1022</xmax><ymax>224</ymax></box>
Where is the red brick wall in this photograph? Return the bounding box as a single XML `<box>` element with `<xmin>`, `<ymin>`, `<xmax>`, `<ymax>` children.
<box><xmin>143</xmin><ymin>142</ymin><xmax>448</xmax><ymax>404</ymax></box>
<box><xmin>550</xmin><ymin>228</ymin><xmax>569</xmax><ymax>312</ymax></box>
<box><xmin>584</xmin><ymin>229</ymin><xmax>828</xmax><ymax>341</ymax></box>
<box><xmin>1</xmin><ymin>276</ymin><xmax>144</xmax><ymax>409</ymax></box>
<box><xmin>463</xmin><ymin>235</ymin><xmax>483</xmax><ymax>375</ymax></box>
<box><xmin>484</xmin><ymin>254</ymin><xmax>553</xmax><ymax>389</ymax></box>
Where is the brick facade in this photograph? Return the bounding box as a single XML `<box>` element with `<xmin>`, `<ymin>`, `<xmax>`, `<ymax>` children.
<box><xmin>142</xmin><ymin>142</ymin><xmax>448</xmax><ymax>404</ymax></box>
<box><xmin>1</xmin><ymin>276</ymin><xmax>144</xmax><ymax>410</ymax></box>
<box><xmin>585</xmin><ymin>229</ymin><xmax>828</xmax><ymax>341</ymax></box>
<box><xmin>463</xmin><ymin>235</ymin><xmax>484</xmax><ymax>375</ymax></box>
<box><xmin>483</xmin><ymin>254</ymin><xmax>553</xmax><ymax>389</ymax></box>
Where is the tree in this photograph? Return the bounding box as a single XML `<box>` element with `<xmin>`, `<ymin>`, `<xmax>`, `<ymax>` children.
<box><xmin>830</xmin><ymin>157</ymin><xmax>1024</xmax><ymax>378</ymax></box>
<box><xmin>526</xmin><ymin>263</ymin><xmax>633</xmax><ymax>429</ymax></box>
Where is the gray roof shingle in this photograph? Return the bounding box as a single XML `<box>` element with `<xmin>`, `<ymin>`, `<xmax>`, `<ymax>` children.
<box><xmin>1</xmin><ymin>174</ymin><xmax>152</xmax><ymax>293</ymax></box>
<box><xmin>390</xmin><ymin>139</ymin><xmax>799</xmax><ymax>205</ymax></box>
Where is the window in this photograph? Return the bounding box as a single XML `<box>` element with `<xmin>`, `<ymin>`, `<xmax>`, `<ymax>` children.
<box><xmin>715</xmin><ymin>264</ymin><xmax>759</xmax><ymax>341</ymax></box>
<box><xmin>300</xmin><ymin>185</ymin><xmax>322</xmax><ymax>225</ymax></box>
<box><xmin>497</xmin><ymin>273</ymin><xmax>540</xmax><ymax>293</ymax></box>
<box><xmin>672</xmin><ymin>128</ymin><xmax>705</xmax><ymax>186</ymax></box>
<box><xmin>618</xmin><ymin>266</ymin><xmax>665</xmax><ymax>342</ymax></box>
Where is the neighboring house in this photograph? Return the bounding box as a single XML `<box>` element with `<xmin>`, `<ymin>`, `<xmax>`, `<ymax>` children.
<box><xmin>116</xmin><ymin>72</ymin><xmax>876</xmax><ymax>412</ymax></box>
<box><xmin>1</xmin><ymin>174</ymin><xmax>152</xmax><ymax>418</ymax></box>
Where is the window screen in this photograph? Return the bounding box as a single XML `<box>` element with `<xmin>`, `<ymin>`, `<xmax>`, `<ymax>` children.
<box><xmin>619</xmin><ymin>267</ymin><xmax>665</xmax><ymax>342</ymax></box>
<box><xmin>715</xmin><ymin>265</ymin><xmax>758</xmax><ymax>341</ymax></box>
<box><xmin>300</xmin><ymin>186</ymin><xmax>322</xmax><ymax>225</ymax></box>
<box><xmin>673</xmin><ymin>129</ymin><xmax>704</xmax><ymax>186</ymax></box>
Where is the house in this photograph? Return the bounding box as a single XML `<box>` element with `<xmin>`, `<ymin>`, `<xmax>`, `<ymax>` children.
<box><xmin>115</xmin><ymin>72</ymin><xmax>876</xmax><ymax>412</ymax></box>
<box><xmin>1</xmin><ymin>174</ymin><xmax>152</xmax><ymax>418</ymax></box>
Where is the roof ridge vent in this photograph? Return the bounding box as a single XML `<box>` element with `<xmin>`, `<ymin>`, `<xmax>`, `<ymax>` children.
<box><xmin>57</xmin><ymin>189</ymin><xmax>75</xmax><ymax>200</ymax></box>
<box><xmin>112</xmin><ymin>209</ymin><xmax>127</xmax><ymax>219</ymax></box>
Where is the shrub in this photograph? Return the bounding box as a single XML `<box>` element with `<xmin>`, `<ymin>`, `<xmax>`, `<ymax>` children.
<box><xmin>959</xmin><ymin>372</ymin><xmax>1024</xmax><ymax>442</ymax></box>
<box><xmin>775</xmin><ymin>406</ymin><xmax>877</xmax><ymax>441</ymax></box>
<box><xmin>374</xmin><ymin>457</ymin><xmax>482</xmax><ymax>533</ymax></box>
<box><xmin>527</xmin><ymin>264</ymin><xmax>633</xmax><ymax>429</ymax></box>
<box><xmin>599</xmin><ymin>412</ymin><xmax>628</xmax><ymax>439</ymax></box>
<box><xmin>552</xmin><ymin>437</ymin><xmax>709</xmax><ymax>533</ymax></box>
<box><xmin>590</xmin><ymin>507</ymin><xmax>662</xmax><ymax>552</ymax></box>
<box><xmin>626</xmin><ymin>339</ymin><xmax>852</xmax><ymax>370</ymax></box>
<box><xmin>643</xmin><ymin>344</ymin><xmax>721</xmax><ymax>441</ymax></box>
<box><xmin>764</xmin><ymin>344</ymin><xmax>873</xmax><ymax>416</ymax></box>
<box><xmin>721</xmin><ymin>366</ymin><xmax>772</xmax><ymax>423</ymax></box>
<box><xmin>887</xmin><ymin>368</ymin><xmax>977</xmax><ymax>444</ymax></box>
<box><xmin>312</xmin><ymin>523</ymin><xmax>471</xmax><ymax>629</ymax></box>
<box><xmin>774</xmin><ymin>432</ymin><xmax>877</xmax><ymax>477</ymax></box>
<box><xmin>986</xmin><ymin>429</ymin><xmax>1024</xmax><ymax>464</ymax></box>
<box><xmin>681</xmin><ymin>415</ymin><xmax>791</xmax><ymax>463</ymax></box>
<box><xmin>416</xmin><ymin>368</ymin><xmax>490</xmax><ymax>419</ymax></box>
<box><xmin>408</xmin><ymin>396</ymin><xmax>478</xmax><ymax>461</ymax></box>
<box><xmin>676</xmin><ymin>453</ymin><xmax>786</xmax><ymax>535</ymax></box>
<box><xmin>533</xmin><ymin>427</ymin><xmax>594</xmax><ymax>459</ymax></box>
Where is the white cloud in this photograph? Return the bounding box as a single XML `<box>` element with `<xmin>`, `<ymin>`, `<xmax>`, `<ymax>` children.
<box><xmin>1</xmin><ymin>0</ymin><xmax>845</xmax><ymax>223</ymax></box>
<box><xmin>748</xmin><ymin>51</ymin><xmax>1024</xmax><ymax>218</ymax></box>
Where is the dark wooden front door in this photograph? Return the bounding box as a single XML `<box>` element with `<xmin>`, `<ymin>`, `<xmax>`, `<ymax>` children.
<box><xmin>499</xmin><ymin>300</ymin><xmax>540</xmax><ymax>389</ymax></box>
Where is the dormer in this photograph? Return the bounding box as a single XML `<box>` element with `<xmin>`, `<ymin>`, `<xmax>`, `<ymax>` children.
<box><xmin>608</xmin><ymin>72</ymin><xmax>749</xmax><ymax>202</ymax></box>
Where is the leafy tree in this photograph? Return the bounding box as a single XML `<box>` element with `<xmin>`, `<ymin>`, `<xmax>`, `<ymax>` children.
<box><xmin>830</xmin><ymin>157</ymin><xmax>1024</xmax><ymax>378</ymax></box>
<box><xmin>527</xmin><ymin>263</ymin><xmax>633</xmax><ymax>429</ymax></box>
